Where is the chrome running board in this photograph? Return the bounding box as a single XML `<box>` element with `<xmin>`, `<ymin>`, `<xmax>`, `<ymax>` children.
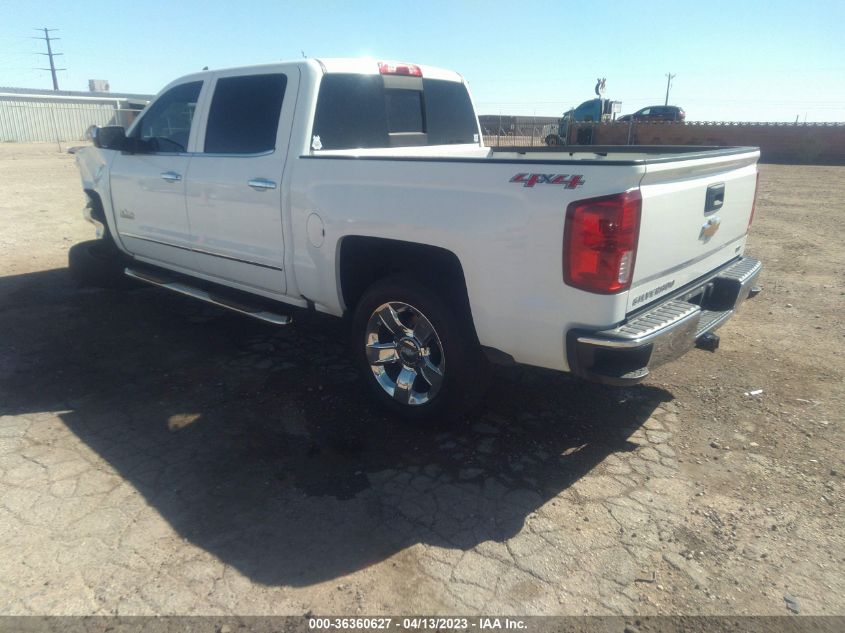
<box><xmin>125</xmin><ymin>268</ymin><xmax>292</xmax><ymax>326</ymax></box>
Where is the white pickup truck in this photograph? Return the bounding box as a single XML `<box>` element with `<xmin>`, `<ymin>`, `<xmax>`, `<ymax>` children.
<box><xmin>73</xmin><ymin>57</ymin><xmax>762</xmax><ymax>420</ymax></box>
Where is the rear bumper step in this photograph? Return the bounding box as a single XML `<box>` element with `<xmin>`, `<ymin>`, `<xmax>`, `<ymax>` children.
<box><xmin>568</xmin><ymin>256</ymin><xmax>761</xmax><ymax>385</ymax></box>
<box><xmin>125</xmin><ymin>268</ymin><xmax>292</xmax><ymax>326</ymax></box>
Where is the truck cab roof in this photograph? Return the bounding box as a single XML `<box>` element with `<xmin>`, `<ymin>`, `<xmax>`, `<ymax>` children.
<box><xmin>315</xmin><ymin>58</ymin><xmax>465</xmax><ymax>82</ymax></box>
<box><xmin>163</xmin><ymin>58</ymin><xmax>465</xmax><ymax>88</ymax></box>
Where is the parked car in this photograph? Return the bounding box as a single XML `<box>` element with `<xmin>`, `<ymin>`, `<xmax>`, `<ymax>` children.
<box><xmin>73</xmin><ymin>58</ymin><xmax>760</xmax><ymax>421</ymax></box>
<box><xmin>618</xmin><ymin>105</ymin><xmax>685</xmax><ymax>123</ymax></box>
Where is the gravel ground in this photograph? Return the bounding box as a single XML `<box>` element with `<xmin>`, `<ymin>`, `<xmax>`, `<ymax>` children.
<box><xmin>0</xmin><ymin>143</ymin><xmax>842</xmax><ymax>616</ymax></box>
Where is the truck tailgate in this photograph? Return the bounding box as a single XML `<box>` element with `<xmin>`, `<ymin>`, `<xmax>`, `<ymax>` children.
<box><xmin>627</xmin><ymin>150</ymin><xmax>759</xmax><ymax>313</ymax></box>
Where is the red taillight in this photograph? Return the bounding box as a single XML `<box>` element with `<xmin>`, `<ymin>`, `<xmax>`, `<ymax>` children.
<box><xmin>378</xmin><ymin>61</ymin><xmax>422</xmax><ymax>77</ymax></box>
<box><xmin>564</xmin><ymin>190</ymin><xmax>642</xmax><ymax>294</ymax></box>
<box><xmin>748</xmin><ymin>172</ymin><xmax>760</xmax><ymax>233</ymax></box>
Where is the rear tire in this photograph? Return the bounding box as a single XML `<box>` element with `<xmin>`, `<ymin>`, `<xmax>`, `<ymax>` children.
<box><xmin>68</xmin><ymin>238</ymin><xmax>134</xmax><ymax>289</ymax></box>
<box><xmin>351</xmin><ymin>276</ymin><xmax>490</xmax><ymax>423</ymax></box>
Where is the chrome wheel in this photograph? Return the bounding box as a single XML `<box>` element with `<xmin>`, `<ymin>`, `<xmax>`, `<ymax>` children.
<box><xmin>364</xmin><ymin>301</ymin><xmax>445</xmax><ymax>406</ymax></box>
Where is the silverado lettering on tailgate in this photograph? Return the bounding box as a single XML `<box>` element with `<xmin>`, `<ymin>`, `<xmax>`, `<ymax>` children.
<box><xmin>631</xmin><ymin>280</ymin><xmax>676</xmax><ymax>307</ymax></box>
<box><xmin>510</xmin><ymin>173</ymin><xmax>585</xmax><ymax>189</ymax></box>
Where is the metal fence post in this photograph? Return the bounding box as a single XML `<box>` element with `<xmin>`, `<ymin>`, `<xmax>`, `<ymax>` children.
<box><xmin>531</xmin><ymin>113</ymin><xmax>536</xmax><ymax>147</ymax></box>
<box><xmin>497</xmin><ymin>112</ymin><xmax>501</xmax><ymax>147</ymax></box>
<box><xmin>48</xmin><ymin>102</ymin><xmax>62</xmax><ymax>152</ymax></box>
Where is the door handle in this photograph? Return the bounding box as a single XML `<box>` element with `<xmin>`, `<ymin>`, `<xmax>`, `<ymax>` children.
<box><xmin>160</xmin><ymin>171</ymin><xmax>182</xmax><ymax>183</ymax></box>
<box><xmin>248</xmin><ymin>178</ymin><xmax>277</xmax><ymax>190</ymax></box>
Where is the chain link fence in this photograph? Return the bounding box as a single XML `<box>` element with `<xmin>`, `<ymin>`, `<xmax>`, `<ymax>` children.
<box><xmin>478</xmin><ymin>115</ymin><xmax>561</xmax><ymax>148</ymax></box>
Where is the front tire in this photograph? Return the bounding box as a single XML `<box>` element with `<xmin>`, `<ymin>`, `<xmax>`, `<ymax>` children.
<box><xmin>68</xmin><ymin>238</ymin><xmax>134</xmax><ymax>289</ymax></box>
<box><xmin>351</xmin><ymin>276</ymin><xmax>489</xmax><ymax>422</ymax></box>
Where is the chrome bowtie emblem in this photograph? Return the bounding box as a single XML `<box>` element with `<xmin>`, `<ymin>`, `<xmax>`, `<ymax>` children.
<box><xmin>700</xmin><ymin>216</ymin><xmax>721</xmax><ymax>240</ymax></box>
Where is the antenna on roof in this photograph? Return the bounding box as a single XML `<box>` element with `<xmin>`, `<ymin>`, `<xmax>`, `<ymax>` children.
<box><xmin>301</xmin><ymin>50</ymin><xmax>307</xmax><ymax>58</ymax></box>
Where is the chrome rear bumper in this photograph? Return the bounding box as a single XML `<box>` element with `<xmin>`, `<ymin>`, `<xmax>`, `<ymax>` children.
<box><xmin>568</xmin><ymin>257</ymin><xmax>762</xmax><ymax>385</ymax></box>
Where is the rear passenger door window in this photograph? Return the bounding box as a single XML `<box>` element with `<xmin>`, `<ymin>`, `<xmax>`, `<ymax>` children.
<box><xmin>204</xmin><ymin>74</ymin><xmax>287</xmax><ymax>154</ymax></box>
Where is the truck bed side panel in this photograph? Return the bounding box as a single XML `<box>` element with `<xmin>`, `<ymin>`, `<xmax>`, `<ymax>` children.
<box><xmin>289</xmin><ymin>156</ymin><xmax>643</xmax><ymax>371</ymax></box>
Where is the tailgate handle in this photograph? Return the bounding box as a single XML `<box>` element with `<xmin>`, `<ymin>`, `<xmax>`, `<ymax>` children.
<box><xmin>705</xmin><ymin>183</ymin><xmax>725</xmax><ymax>213</ymax></box>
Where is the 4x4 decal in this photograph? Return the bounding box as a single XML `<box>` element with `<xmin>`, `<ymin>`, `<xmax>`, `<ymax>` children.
<box><xmin>510</xmin><ymin>173</ymin><xmax>585</xmax><ymax>189</ymax></box>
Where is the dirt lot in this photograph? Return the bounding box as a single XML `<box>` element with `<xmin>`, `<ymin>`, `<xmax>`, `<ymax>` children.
<box><xmin>0</xmin><ymin>143</ymin><xmax>842</xmax><ymax>616</ymax></box>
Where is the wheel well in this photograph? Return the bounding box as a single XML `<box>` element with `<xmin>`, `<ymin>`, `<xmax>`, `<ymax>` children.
<box><xmin>339</xmin><ymin>236</ymin><xmax>476</xmax><ymax>331</ymax></box>
<box><xmin>84</xmin><ymin>190</ymin><xmax>106</xmax><ymax>221</ymax></box>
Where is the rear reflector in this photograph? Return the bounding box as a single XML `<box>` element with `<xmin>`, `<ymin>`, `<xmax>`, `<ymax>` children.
<box><xmin>378</xmin><ymin>61</ymin><xmax>423</xmax><ymax>77</ymax></box>
<box><xmin>564</xmin><ymin>190</ymin><xmax>642</xmax><ymax>294</ymax></box>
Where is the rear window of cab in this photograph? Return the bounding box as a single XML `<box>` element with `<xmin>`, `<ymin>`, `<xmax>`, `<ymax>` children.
<box><xmin>312</xmin><ymin>74</ymin><xmax>479</xmax><ymax>150</ymax></box>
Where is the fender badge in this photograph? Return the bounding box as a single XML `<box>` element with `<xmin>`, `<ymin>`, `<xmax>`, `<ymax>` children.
<box><xmin>120</xmin><ymin>208</ymin><xmax>135</xmax><ymax>220</ymax></box>
<box><xmin>700</xmin><ymin>216</ymin><xmax>721</xmax><ymax>240</ymax></box>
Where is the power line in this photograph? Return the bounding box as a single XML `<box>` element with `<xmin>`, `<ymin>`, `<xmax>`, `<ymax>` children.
<box><xmin>664</xmin><ymin>73</ymin><xmax>676</xmax><ymax>106</ymax></box>
<box><xmin>31</xmin><ymin>27</ymin><xmax>65</xmax><ymax>90</ymax></box>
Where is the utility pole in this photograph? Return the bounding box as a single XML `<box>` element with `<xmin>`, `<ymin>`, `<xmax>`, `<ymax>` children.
<box><xmin>664</xmin><ymin>72</ymin><xmax>676</xmax><ymax>106</ymax></box>
<box><xmin>33</xmin><ymin>28</ymin><xmax>65</xmax><ymax>91</ymax></box>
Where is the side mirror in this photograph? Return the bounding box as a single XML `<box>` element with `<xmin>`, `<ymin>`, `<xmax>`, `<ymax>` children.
<box><xmin>92</xmin><ymin>126</ymin><xmax>127</xmax><ymax>151</ymax></box>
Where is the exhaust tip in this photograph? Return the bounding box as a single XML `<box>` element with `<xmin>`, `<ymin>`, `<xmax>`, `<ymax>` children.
<box><xmin>696</xmin><ymin>331</ymin><xmax>720</xmax><ymax>352</ymax></box>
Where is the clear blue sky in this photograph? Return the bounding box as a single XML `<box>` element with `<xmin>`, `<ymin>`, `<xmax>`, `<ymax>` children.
<box><xmin>1</xmin><ymin>0</ymin><xmax>843</xmax><ymax>122</ymax></box>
